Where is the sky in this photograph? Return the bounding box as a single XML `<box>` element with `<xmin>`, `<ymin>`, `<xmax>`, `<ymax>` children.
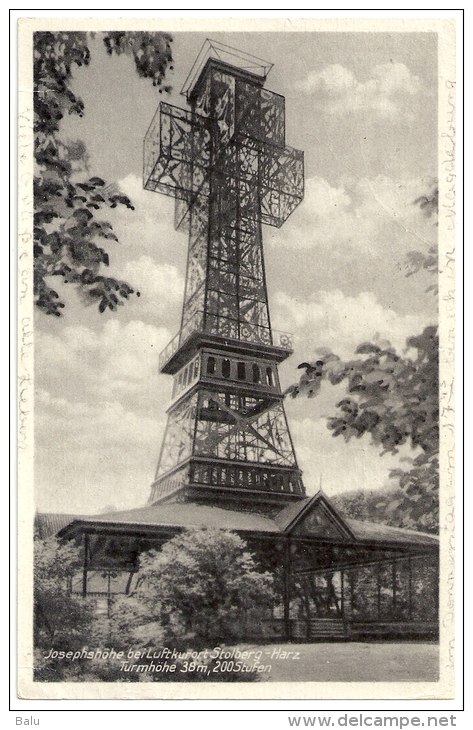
<box><xmin>34</xmin><ymin>30</ymin><xmax>439</xmax><ymax>515</ymax></box>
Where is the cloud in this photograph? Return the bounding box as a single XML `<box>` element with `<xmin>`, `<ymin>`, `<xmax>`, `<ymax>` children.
<box><xmin>36</xmin><ymin>390</ymin><xmax>161</xmax><ymax>449</ymax></box>
<box><xmin>34</xmin><ymin>317</ymin><xmax>175</xmax><ymax>513</ymax></box>
<box><xmin>288</xmin><ymin>415</ymin><xmax>410</xmax><ymax>497</ymax></box>
<box><xmin>274</xmin><ymin>286</ymin><xmax>432</xmax><ymax>498</ymax></box>
<box><xmin>119</xmin><ymin>255</ymin><xmax>184</xmax><ymax>320</ymax></box>
<box><xmin>35</xmin><ymin>390</ymin><xmax>165</xmax><ymax>513</ymax></box>
<box><xmin>36</xmin><ymin>318</ymin><xmax>172</xmax><ymax>413</ymax></box>
<box><xmin>296</xmin><ymin>63</ymin><xmax>422</xmax><ymax>119</ymax></box>
<box><xmin>277</xmin><ymin>174</ymin><xmax>437</xmax><ymax>257</ymax></box>
<box><xmin>267</xmin><ymin>174</ymin><xmax>438</xmax><ymax>331</ymax></box>
<box><xmin>274</xmin><ymin>289</ymin><xmax>430</xmax><ymax>361</ymax></box>
<box><xmin>104</xmin><ymin>173</ymin><xmax>187</xmax><ymax>262</ymax></box>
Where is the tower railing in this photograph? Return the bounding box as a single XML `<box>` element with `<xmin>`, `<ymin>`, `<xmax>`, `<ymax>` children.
<box><xmin>158</xmin><ymin>317</ymin><xmax>294</xmax><ymax>371</ymax></box>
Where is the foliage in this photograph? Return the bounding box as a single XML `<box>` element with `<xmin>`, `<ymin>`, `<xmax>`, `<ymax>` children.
<box><xmin>103</xmin><ymin>32</ymin><xmax>173</xmax><ymax>90</ymax></box>
<box><xmin>405</xmin><ymin>182</ymin><xmax>439</xmax><ymax>293</ymax></box>
<box><xmin>105</xmin><ymin>590</ymin><xmax>165</xmax><ymax>648</ymax></box>
<box><xmin>331</xmin><ymin>488</ymin><xmax>390</xmax><ymax>523</ymax></box>
<box><xmin>287</xmin><ymin>327</ymin><xmax>439</xmax><ymax>533</ymax></box>
<box><xmin>413</xmin><ymin>186</ymin><xmax>439</xmax><ymax>219</ymax></box>
<box><xmin>33</xmin><ymin>31</ymin><xmax>173</xmax><ymax>315</ymax></box>
<box><xmin>331</xmin><ymin>485</ymin><xmax>422</xmax><ymax>529</ymax></box>
<box><xmin>331</xmin><ymin>461</ymin><xmax>439</xmax><ymax>535</ymax></box>
<box><xmin>119</xmin><ymin>528</ymin><xmax>274</xmax><ymax>648</ymax></box>
<box><xmin>33</xmin><ymin>535</ymin><xmax>97</xmax><ymax>680</ymax></box>
<box><xmin>34</xmin><ymin>536</ymin><xmax>91</xmax><ymax>646</ymax></box>
<box><xmin>287</xmin><ymin>182</ymin><xmax>439</xmax><ymax>533</ymax></box>
<box><xmin>34</xmin><ymin>530</ymin><xmax>269</xmax><ymax>682</ymax></box>
<box><xmin>405</xmin><ymin>245</ymin><xmax>438</xmax><ymax>280</ymax></box>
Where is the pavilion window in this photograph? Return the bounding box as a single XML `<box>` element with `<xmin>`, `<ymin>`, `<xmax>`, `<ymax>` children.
<box><xmin>237</xmin><ymin>362</ymin><xmax>246</xmax><ymax>380</ymax></box>
<box><xmin>252</xmin><ymin>363</ymin><xmax>261</xmax><ymax>383</ymax></box>
<box><xmin>207</xmin><ymin>356</ymin><xmax>216</xmax><ymax>375</ymax></box>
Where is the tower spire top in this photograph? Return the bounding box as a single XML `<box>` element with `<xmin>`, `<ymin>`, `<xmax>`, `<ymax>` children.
<box><xmin>181</xmin><ymin>39</ymin><xmax>273</xmax><ymax>98</ymax></box>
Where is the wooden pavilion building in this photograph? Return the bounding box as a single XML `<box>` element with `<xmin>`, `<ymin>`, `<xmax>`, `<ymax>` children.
<box><xmin>37</xmin><ymin>491</ymin><xmax>438</xmax><ymax>641</ymax></box>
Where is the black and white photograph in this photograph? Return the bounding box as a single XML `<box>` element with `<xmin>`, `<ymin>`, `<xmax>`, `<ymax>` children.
<box><xmin>17</xmin><ymin>16</ymin><xmax>457</xmax><ymax>702</ymax></box>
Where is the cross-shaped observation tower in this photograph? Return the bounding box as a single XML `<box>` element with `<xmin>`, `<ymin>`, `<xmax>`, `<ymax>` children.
<box><xmin>144</xmin><ymin>40</ymin><xmax>305</xmax><ymax>507</ymax></box>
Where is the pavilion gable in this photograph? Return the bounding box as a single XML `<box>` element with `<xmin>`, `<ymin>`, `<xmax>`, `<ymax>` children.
<box><xmin>282</xmin><ymin>492</ymin><xmax>356</xmax><ymax>541</ymax></box>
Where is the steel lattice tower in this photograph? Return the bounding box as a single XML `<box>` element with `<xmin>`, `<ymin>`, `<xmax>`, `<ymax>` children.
<box><xmin>144</xmin><ymin>41</ymin><xmax>305</xmax><ymax>507</ymax></box>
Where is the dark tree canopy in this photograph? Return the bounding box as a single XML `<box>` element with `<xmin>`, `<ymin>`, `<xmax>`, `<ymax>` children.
<box><xmin>33</xmin><ymin>31</ymin><xmax>173</xmax><ymax>315</ymax></box>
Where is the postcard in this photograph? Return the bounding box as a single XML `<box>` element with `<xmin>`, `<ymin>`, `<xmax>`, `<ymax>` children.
<box><xmin>17</xmin><ymin>16</ymin><xmax>457</xmax><ymax>701</ymax></box>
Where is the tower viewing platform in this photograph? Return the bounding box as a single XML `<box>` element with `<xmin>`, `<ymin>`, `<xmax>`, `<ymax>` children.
<box><xmin>158</xmin><ymin>322</ymin><xmax>294</xmax><ymax>374</ymax></box>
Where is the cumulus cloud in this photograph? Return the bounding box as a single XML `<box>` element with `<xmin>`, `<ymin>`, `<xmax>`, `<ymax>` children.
<box><xmin>275</xmin><ymin>288</ymin><xmax>428</xmax><ymax>497</ymax></box>
<box><xmin>274</xmin><ymin>289</ymin><xmax>430</xmax><ymax>361</ymax></box>
<box><xmin>35</xmin><ymin>390</ymin><xmax>165</xmax><ymax>513</ymax></box>
<box><xmin>296</xmin><ymin>62</ymin><xmax>422</xmax><ymax>119</ymax></box>
<box><xmin>36</xmin><ymin>319</ymin><xmax>172</xmax><ymax>412</ymax></box>
<box><xmin>118</xmin><ymin>255</ymin><xmax>184</xmax><ymax>321</ymax></box>
<box><xmin>117</xmin><ymin>172</ymin><xmax>176</xmax><ymax>233</ymax></box>
<box><xmin>273</xmin><ymin>174</ymin><xmax>439</xmax><ymax>322</ymax></box>
<box><xmin>267</xmin><ymin>174</ymin><xmax>438</xmax><ymax>336</ymax></box>
<box><xmin>288</xmin><ymin>415</ymin><xmax>409</xmax><ymax>497</ymax></box>
<box><xmin>34</xmin><ymin>317</ymin><xmax>174</xmax><ymax>512</ymax></box>
<box><xmin>105</xmin><ymin>173</ymin><xmax>187</xmax><ymax>263</ymax></box>
<box><xmin>33</xmin><ymin>195</ymin><xmax>185</xmax><ymax>514</ymax></box>
<box><xmin>274</xmin><ymin>286</ymin><xmax>432</xmax><ymax>499</ymax></box>
<box><xmin>279</xmin><ymin>175</ymin><xmax>437</xmax><ymax>256</ymax></box>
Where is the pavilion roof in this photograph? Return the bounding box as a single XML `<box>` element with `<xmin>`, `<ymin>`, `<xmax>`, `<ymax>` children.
<box><xmin>34</xmin><ymin>512</ymin><xmax>87</xmax><ymax>540</ymax></box>
<box><xmin>346</xmin><ymin>518</ymin><xmax>438</xmax><ymax>547</ymax></box>
<box><xmin>72</xmin><ymin>501</ymin><xmax>279</xmax><ymax>535</ymax></box>
<box><xmin>42</xmin><ymin>491</ymin><xmax>438</xmax><ymax>550</ymax></box>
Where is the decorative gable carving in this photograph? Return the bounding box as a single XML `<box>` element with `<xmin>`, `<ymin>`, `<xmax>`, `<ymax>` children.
<box><xmin>289</xmin><ymin>497</ymin><xmax>353</xmax><ymax>540</ymax></box>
